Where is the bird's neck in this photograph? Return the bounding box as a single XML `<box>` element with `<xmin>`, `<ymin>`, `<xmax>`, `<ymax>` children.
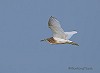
<box><xmin>47</xmin><ymin>37</ymin><xmax>57</xmax><ymax>44</ymax></box>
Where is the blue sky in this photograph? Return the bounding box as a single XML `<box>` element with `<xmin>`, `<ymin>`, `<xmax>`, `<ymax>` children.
<box><xmin>0</xmin><ymin>0</ymin><xmax>100</xmax><ymax>73</ymax></box>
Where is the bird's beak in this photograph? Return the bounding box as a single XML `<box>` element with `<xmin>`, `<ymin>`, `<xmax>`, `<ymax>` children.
<box><xmin>40</xmin><ymin>39</ymin><xmax>47</xmax><ymax>42</ymax></box>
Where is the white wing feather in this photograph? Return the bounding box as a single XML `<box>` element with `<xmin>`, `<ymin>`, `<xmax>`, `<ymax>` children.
<box><xmin>65</xmin><ymin>31</ymin><xmax>77</xmax><ymax>39</ymax></box>
<box><xmin>48</xmin><ymin>16</ymin><xmax>66</xmax><ymax>39</ymax></box>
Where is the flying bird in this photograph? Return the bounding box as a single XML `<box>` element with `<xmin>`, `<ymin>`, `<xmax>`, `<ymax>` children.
<box><xmin>41</xmin><ymin>16</ymin><xmax>79</xmax><ymax>46</ymax></box>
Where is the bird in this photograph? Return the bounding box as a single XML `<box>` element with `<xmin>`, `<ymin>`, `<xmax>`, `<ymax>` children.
<box><xmin>41</xmin><ymin>16</ymin><xmax>79</xmax><ymax>46</ymax></box>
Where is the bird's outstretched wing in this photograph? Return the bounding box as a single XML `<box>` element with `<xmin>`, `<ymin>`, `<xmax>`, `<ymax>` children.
<box><xmin>65</xmin><ymin>31</ymin><xmax>77</xmax><ymax>39</ymax></box>
<box><xmin>48</xmin><ymin>16</ymin><xmax>66</xmax><ymax>39</ymax></box>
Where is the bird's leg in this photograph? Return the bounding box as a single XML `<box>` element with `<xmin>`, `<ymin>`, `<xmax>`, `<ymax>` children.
<box><xmin>69</xmin><ymin>42</ymin><xmax>79</xmax><ymax>46</ymax></box>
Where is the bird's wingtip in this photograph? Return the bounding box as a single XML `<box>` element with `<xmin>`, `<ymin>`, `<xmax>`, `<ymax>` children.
<box><xmin>50</xmin><ymin>16</ymin><xmax>56</xmax><ymax>18</ymax></box>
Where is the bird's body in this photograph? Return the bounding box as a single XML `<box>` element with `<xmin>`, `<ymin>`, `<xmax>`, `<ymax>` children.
<box><xmin>43</xmin><ymin>37</ymin><xmax>68</xmax><ymax>44</ymax></box>
<box><xmin>41</xmin><ymin>16</ymin><xmax>79</xmax><ymax>46</ymax></box>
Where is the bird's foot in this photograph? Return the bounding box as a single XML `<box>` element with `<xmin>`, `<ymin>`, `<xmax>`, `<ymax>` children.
<box><xmin>69</xmin><ymin>42</ymin><xmax>79</xmax><ymax>46</ymax></box>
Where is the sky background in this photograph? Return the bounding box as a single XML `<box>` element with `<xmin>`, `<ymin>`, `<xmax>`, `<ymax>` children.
<box><xmin>0</xmin><ymin>0</ymin><xmax>100</xmax><ymax>73</ymax></box>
